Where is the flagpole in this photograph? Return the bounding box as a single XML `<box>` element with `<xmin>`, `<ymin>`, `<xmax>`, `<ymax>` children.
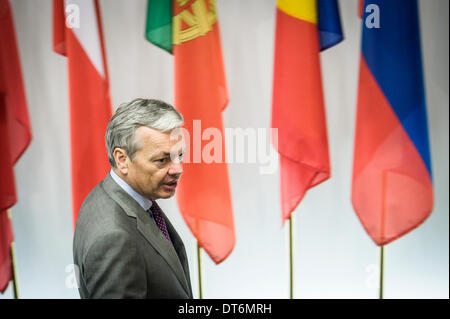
<box><xmin>7</xmin><ymin>210</ymin><xmax>19</xmax><ymax>299</ymax></box>
<box><xmin>379</xmin><ymin>172</ymin><xmax>386</xmax><ymax>300</ymax></box>
<box><xmin>197</xmin><ymin>242</ymin><xmax>203</xmax><ymax>299</ymax></box>
<box><xmin>289</xmin><ymin>215</ymin><xmax>294</xmax><ymax>299</ymax></box>
<box><xmin>379</xmin><ymin>245</ymin><xmax>384</xmax><ymax>299</ymax></box>
<box><xmin>10</xmin><ymin>242</ymin><xmax>19</xmax><ymax>299</ymax></box>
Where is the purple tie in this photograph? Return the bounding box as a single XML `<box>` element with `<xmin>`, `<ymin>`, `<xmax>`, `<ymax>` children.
<box><xmin>150</xmin><ymin>201</ymin><xmax>172</xmax><ymax>243</ymax></box>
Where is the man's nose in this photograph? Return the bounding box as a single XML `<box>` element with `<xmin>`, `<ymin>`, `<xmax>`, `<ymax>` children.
<box><xmin>168</xmin><ymin>159</ymin><xmax>183</xmax><ymax>176</ymax></box>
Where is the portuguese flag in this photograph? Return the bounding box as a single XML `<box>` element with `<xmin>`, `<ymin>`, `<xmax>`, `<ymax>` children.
<box><xmin>146</xmin><ymin>0</ymin><xmax>235</xmax><ymax>264</ymax></box>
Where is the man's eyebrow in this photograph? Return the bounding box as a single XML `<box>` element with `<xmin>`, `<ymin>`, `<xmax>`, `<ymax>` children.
<box><xmin>152</xmin><ymin>152</ymin><xmax>171</xmax><ymax>159</ymax></box>
<box><xmin>151</xmin><ymin>149</ymin><xmax>185</xmax><ymax>159</ymax></box>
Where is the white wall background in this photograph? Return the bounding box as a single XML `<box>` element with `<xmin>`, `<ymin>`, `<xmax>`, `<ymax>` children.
<box><xmin>1</xmin><ymin>0</ymin><xmax>448</xmax><ymax>299</ymax></box>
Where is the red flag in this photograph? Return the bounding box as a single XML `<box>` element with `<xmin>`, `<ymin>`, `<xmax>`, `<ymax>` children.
<box><xmin>0</xmin><ymin>0</ymin><xmax>32</xmax><ymax>293</ymax></box>
<box><xmin>146</xmin><ymin>0</ymin><xmax>235</xmax><ymax>263</ymax></box>
<box><xmin>53</xmin><ymin>0</ymin><xmax>112</xmax><ymax>225</ymax></box>
<box><xmin>272</xmin><ymin>0</ymin><xmax>342</xmax><ymax>223</ymax></box>
<box><xmin>173</xmin><ymin>0</ymin><xmax>235</xmax><ymax>263</ymax></box>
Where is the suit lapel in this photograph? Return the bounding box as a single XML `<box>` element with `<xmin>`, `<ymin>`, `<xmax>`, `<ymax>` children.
<box><xmin>163</xmin><ymin>211</ymin><xmax>193</xmax><ymax>297</ymax></box>
<box><xmin>101</xmin><ymin>174</ymin><xmax>191</xmax><ymax>296</ymax></box>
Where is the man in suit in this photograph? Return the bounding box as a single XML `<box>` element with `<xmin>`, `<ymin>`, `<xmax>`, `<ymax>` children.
<box><xmin>73</xmin><ymin>98</ymin><xmax>192</xmax><ymax>298</ymax></box>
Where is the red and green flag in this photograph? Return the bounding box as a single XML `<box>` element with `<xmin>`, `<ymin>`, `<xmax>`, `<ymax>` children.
<box><xmin>146</xmin><ymin>0</ymin><xmax>235</xmax><ymax>264</ymax></box>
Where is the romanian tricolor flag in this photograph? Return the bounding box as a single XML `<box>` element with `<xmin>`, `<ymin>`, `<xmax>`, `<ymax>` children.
<box><xmin>146</xmin><ymin>0</ymin><xmax>235</xmax><ymax>264</ymax></box>
<box><xmin>352</xmin><ymin>0</ymin><xmax>433</xmax><ymax>246</ymax></box>
<box><xmin>272</xmin><ymin>0</ymin><xmax>343</xmax><ymax>222</ymax></box>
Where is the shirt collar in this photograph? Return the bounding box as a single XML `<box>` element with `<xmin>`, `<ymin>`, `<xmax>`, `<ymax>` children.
<box><xmin>110</xmin><ymin>169</ymin><xmax>152</xmax><ymax>211</ymax></box>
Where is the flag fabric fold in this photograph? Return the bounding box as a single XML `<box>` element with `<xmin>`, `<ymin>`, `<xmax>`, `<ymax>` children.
<box><xmin>272</xmin><ymin>0</ymin><xmax>343</xmax><ymax>223</ymax></box>
<box><xmin>317</xmin><ymin>0</ymin><xmax>343</xmax><ymax>50</ymax></box>
<box><xmin>145</xmin><ymin>0</ymin><xmax>172</xmax><ymax>53</ymax></box>
<box><xmin>352</xmin><ymin>0</ymin><xmax>433</xmax><ymax>245</ymax></box>
<box><xmin>53</xmin><ymin>0</ymin><xmax>112</xmax><ymax>225</ymax></box>
<box><xmin>0</xmin><ymin>0</ymin><xmax>32</xmax><ymax>293</ymax></box>
<box><xmin>147</xmin><ymin>0</ymin><xmax>235</xmax><ymax>264</ymax></box>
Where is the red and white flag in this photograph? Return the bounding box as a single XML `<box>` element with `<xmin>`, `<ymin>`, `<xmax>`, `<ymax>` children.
<box><xmin>0</xmin><ymin>0</ymin><xmax>32</xmax><ymax>293</ymax></box>
<box><xmin>53</xmin><ymin>0</ymin><xmax>112</xmax><ymax>225</ymax></box>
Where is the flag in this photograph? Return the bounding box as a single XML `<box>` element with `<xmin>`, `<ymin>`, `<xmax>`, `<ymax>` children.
<box><xmin>271</xmin><ymin>0</ymin><xmax>343</xmax><ymax>222</ymax></box>
<box><xmin>146</xmin><ymin>0</ymin><xmax>235</xmax><ymax>264</ymax></box>
<box><xmin>352</xmin><ymin>0</ymin><xmax>433</xmax><ymax>245</ymax></box>
<box><xmin>53</xmin><ymin>0</ymin><xmax>112</xmax><ymax>225</ymax></box>
<box><xmin>0</xmin><ymin>0</ymin><xmax>32</xmax><ymax>293</ymax></box>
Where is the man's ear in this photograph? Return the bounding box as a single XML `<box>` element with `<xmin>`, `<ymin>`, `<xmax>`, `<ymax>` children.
<box><xmin>113</xmin><ymin>148</ymin><xmax>129</xmax><ymax>175</ymax></box>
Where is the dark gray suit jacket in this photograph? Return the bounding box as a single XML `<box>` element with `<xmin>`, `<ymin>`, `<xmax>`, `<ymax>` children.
<box><xmin>73</xmin><ymin>173</ymin><xmax>193</xmax><ymax>299</ymax></box>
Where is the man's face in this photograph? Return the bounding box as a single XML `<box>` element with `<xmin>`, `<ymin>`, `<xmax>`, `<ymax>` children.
<box><xmin>124</xmin><ymin>126</ymin><xmax>185</xmax><ymax>200</ymax></box>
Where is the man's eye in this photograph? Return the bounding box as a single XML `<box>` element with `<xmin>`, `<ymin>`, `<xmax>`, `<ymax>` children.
<box><xmin>156</xmin><ymin>158</ymin><xmax>166</xmax><ymax>163</ymax></box>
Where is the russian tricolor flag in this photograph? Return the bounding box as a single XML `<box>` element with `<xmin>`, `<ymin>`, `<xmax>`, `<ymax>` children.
<box><xmin>352</xmin><ymin>0</ymin><xmax>433</xmax><ymax>245</ymax></box>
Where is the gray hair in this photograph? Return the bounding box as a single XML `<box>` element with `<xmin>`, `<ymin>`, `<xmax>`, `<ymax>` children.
<box><xmin>105</xmin><ymin>98</ymin><xmax>183</xmax><ymax>167</ymax></box>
